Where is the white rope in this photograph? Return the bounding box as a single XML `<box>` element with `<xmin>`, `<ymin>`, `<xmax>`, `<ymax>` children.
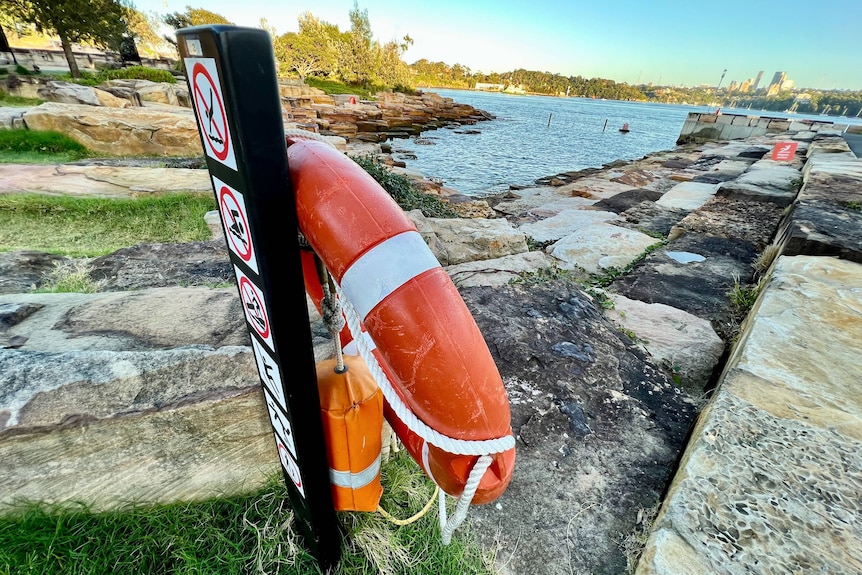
<box><xmin>334</xmin><ymin>280</ymin><xmax>516</xmax><ymax>457</ymax></box>
<box><xmin>320</xmin><ymin>277</ymin><xmax>346</xmax><ymax>372</ymax></box>
<box><xmin>439</xmin><ymin>454</ymin><xmax>493</xmax><ymax>545</ymax></box>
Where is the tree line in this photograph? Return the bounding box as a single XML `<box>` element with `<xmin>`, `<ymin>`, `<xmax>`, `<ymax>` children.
<box><xmin>2</xmin><ymin>0</ymin><xmax>861</xmax><ymax>117</ymax></box>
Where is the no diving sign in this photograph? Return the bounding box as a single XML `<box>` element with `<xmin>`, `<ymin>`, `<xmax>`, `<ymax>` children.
<box><xmin>186</xmin><ymin>57</ymin><xmax>238</xmax><ymax>171</ymax></box>
<box><xmin>213</xmin><ymin>176</ymin><xmax>259</xmax><ymax>273</ymax></box>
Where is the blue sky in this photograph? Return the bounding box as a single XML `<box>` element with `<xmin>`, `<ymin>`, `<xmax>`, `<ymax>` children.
<box><xmin>133</xmin><ymin>0</ymin><xmax>862</xmax><ymax>90</ymax></box>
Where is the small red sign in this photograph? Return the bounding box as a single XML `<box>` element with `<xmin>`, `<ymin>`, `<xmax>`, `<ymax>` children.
<box><xmin>771</xmin><ymin>142</ymin><xmax>798</xmax><ymax>161</ymax></box>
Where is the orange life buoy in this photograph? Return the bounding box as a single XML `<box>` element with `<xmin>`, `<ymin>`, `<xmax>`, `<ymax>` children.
<box><xmin>290</xmin><ymin>139</ymin><xmax>515</xmax><ymax>505</ymax></box>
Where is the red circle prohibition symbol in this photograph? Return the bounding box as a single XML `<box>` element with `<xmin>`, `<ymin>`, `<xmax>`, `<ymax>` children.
<box><xmin>192</xmin><ymin>62</ymin><xmax>230</xmax><ymax>161</ymax></box>
<box><xmin>238</xmin><ymin>276</ymin><xmax>270</xmax><ymax>340</ymax></box>
<box><xmin>278</xmin><ymin>443</ymin><xmax>304</xmax><ymax>490</ymax></box>
<box><xmin>218</xmin><ymin>186</ymin><xmax>252</xmax><ymax>262</ymax></box>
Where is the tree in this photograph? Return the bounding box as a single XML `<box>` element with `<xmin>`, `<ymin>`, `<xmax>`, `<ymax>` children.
<box><xmin>163</xmin><ymin>6</ymin><xmax>233</xmax><ymax>30</ymax></box>
<box><xmin>0</xmin><ymin>0</ymin><xmax>129</xmax><ymax>77</ymax></box>
<box><xmin>339</xmin><ymin>1</ymin><xmax>375</xmax><ymax>86</ymax></box>
<box><xmin>125</xmin><ymin>7</ymin><xmax>173</xmax><ymax>58</ymax></box>
<box><xmin>274</xmin><ymin>12</ymin><xmax>339</xmax><ymax>80</ymax></box>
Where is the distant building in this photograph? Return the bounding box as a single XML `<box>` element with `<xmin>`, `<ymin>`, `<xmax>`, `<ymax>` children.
<box><xmin>739</xmin><ymin>79</ymin><xmax>752</xmax><ymax>93</ymax></box>
<box><xmin>766</xmin><ymin>71</ymin><xmax>793</xmax><ymax>96</ymax></box>
<box><xmin>503</xmin><ymin>84</ymin><xmax>527</xmax><ymax>95</ymax></box>
<box><xmin>782</xmin><ymin>79</ymin><xmax>795</xmax><ymax>91</ymax></box>
<box><xmin>475</xmin><ymin>82</ymin><xmax>504</xmax><ymax>91</ymax></box>
<box><xmin>728</xmin><ymin>80</ymin><xmax>739</xmax><ymax>92</ymax></box>
<box><xmin>751</xmin><ymin>71</ymin><xmax>764</xmax><ymax>92</ymax></box>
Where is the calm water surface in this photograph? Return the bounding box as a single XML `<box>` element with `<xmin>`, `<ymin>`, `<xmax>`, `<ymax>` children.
<box><xmin>394</xmin><ymin>89</ymin><xmax>861</xmax><ymax>197</ymax></box>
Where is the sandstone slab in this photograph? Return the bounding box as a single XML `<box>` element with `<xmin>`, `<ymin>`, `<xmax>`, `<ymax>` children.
<box><xmin>607</xmin><ymin>294</ymin><xmax>725</xmax><ymax>389</ymax></box>
<box><xmin>23</xmin><ymin>102</ymin><xmax>201</xmax><ymax>156</ymax></box>
<box><xmin>462</xmin><ymin>280</ymin><xmax>698</xmax><ymax>575</ymax></box>
<box><xmin>547</xmin><ymin>223</ymin><xmax>659</xmax><ymax>274</ymax></box>
<box><xmin>425</xmin><ymin>217</ymin><xmax>528</xmax><ymax>265</ymax></box>
<box><xmin>656</xmin><ymin>182</ymin><xmax>719</xmax><ymax>211</ymax></box>
<box><xmin>518</xmin><ymin>209</ymin><xmax>619</xmax><ymax>244</ymax></box>
<box><xmin>445</xmin><ymin>251</ymin><xmax>556</xmax><ymax>288</ymax></box>
<box><xmin>637</xmin><ymin>255</ymin><xmax>862</xmax><ymax>575</ymax></box>
<box><xmin>0</xmin><ymin>346</ymin><xmax>276</xmax><ymax>510</ymax></box>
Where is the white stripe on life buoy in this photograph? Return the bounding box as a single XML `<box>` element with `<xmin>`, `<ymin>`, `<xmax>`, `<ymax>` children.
<box><xmin>340</xmin><ymin>231</ymin><xmax>440</xmax><ymax>320</ymax></box>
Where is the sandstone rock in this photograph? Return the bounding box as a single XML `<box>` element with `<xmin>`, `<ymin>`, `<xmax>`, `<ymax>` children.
<box><xmin>445</xmin><ymin>251</ymin><xmax>556</xmax><ymax>288</ymax></box>
<box><xmin>462</xmin><ymin>280</ymin><xmax>697</xmax><ymax>575</ymax></box>
<box><xmin>101</xmin><ymin>79</ymin><xmax>187</xmax><ymax>107</ymax></box>
<box><xmin>4</xmin><ymin>288</ymin><xmax>248</xmax><ymax>352</ymax></box>
<box><xmin>637</xmin><ymin>255</ymin><xmax>862</xmax><ymax>575</ymax></box>
<box><xmin>405</xmin><ymin>209</ymin><xmax>448</xmax><ymax>263</ymax></box>
<box><xmin>424</xmin><ymin>217</ymin><xmax>528</xmax><ymax>265</ymax></box>
<box><xmin>547</xmin><ymin>223</ymin><xmax>659</xmax><ymax>274</ymax></box>
<box><xmin>0</xmin><ymin>106</ymin><xmax>30</xmax><ymax>129</ymax></box>
<box><xmin>518</xmin><ymin>209</ymin><xmax>620</xmax><ymax>244</ymax></box>
<box><xmin>89</xmin><ymin>242</ymin><xmax>233</xmax><ymax>291</ymax></box>
<box><xmin>23</xmin><ymin>102</ymin><xmax>201</xmax><ymax>156</ymax></box>
<box><xmin>55</xmin><ymin>165</ymin><xmax>211</xmax><ymax>193</ymax></box>
<box><xmin>675</xmin><ymin>196</ymin><xmax>784</xmax><ymax>250</ymax></box>
<box><xmin>612</xmin><ymin>234</ymin><xmax>758</xmax><ymax>334</ymax></box>
<box><xmin>36</xmin><ymin>81</ymin><xmax>129</xmax><ymax>108</ymax></box>
<box><xmin>0</xmin><ymin>251</ymin><xmax>69</xmax><ymax>294</ymax></box>
<box><xmin>656</xmin><ymin>181</ymin><xmax>719</xmax><ymax>211</ymax></box>
<box><xmin>0</xmin><ymin>345</ymin><xmax>277</xmax><ymax>510</ymax></box>
<box><xmin>608</xmin><ymin>294</ymin><xmax>725</xmax><ymax>389</ymax></box>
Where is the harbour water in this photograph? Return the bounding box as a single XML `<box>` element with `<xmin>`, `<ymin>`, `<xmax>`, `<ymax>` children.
<box><xmin>393</xmin><ymin>88</ymin><xmax>861</xmax><ymax>197</ymax></box>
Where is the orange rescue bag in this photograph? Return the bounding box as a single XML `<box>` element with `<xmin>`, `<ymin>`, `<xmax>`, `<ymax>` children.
<box><xmin>316</xmin><ymin>355</ymin><xmax>384</xmax><ymax>512</ymax></box>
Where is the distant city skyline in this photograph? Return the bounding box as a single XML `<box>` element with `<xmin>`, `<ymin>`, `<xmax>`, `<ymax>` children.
<box><xmin>131</xmin><ymin>0</ymin><xmax>862</xmax><ymax>90</ymax></box>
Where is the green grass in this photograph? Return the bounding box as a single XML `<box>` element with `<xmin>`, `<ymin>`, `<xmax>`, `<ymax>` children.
<box><xmin>351</xmin><ymin>154</ymin><xmax>460</xmax><ymax>218</ymax></box>
<box><xmin>304</xmin><ymin>76</ymin><xmax>382</xmax><ymax>100</ymax></box>
<box><xmin>0</xmin><ymin>129</ymin><xmax>88</xmax><ymax>160</ymax></box>
<box><xmin>54</xmin><ymin>66</ymin><xmax>177</xmax><ymax>87</ymax></box>
<box><xmin>0</xmin><ymin>90</ymin><xmax>43</xmax><ymax>107</ymax></box>
<box><xmin>0</xmin><ymin>193</ymin><xmax>216</xmax><ymax>257</ymax></box>
<box><xmin>0</xmin><ymin>451</ymin><xmax>492</xmax><ymax>575</ymax></box>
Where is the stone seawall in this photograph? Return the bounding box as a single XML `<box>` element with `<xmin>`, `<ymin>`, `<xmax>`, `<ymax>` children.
<box><xmin>636</xmin><ymin>124</ymin><xmax>862</xmax><ymax>574</ymax></box>
<box><xmin>677</xmin><ymin>111</ymin><xmax>862</xmax><ymax>144</ymax></box>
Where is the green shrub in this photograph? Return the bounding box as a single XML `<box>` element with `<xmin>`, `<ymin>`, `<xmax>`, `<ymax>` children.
<box><xmin>105</xmin><ymin>66</ymin><xmax>176</xmax><ymax>84</ymax></box>
<box><xmin>351</xmin><ymin>154</ymin><xmax>460</xmax><ymax>218</ymax></box>
<box><xmin>14</xmin><ymin>64</ymin><xmax>32</xmax><ymax>76</ymax></box>
<box><xmin>58</xmin><ymin>66</ymin><xmax>176</xmax><ymax>86</ymax></box>
<box><xmin>0</xmin><ymin>129</ymin><xmax>88</xmax><ymax>157</ymax></box>
<box><xmin>0</xmin><ymin>67</ymin><xmax>8</xmax><ymax>76</ymax></box>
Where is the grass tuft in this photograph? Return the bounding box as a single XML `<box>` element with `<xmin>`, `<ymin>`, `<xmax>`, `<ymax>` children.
<box><xmin>35</xmin><ymin>259</ymin><xmax>104</xmax><ymax>293</ymax></box>
<box><xmin>0</xmin><ymin>451</ymin><xmax>493</xmax><ymax>575</ymax></box>
<box><xmin>0</xmin><ymin>193</ymin><xmax>217</xmax><ymax>257</ymax></box>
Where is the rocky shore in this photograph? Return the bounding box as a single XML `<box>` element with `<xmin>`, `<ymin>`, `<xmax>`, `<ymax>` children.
<box><xmin>1</xmin><ymin>91</ymin><xmax>861</xmax><ymax>574</ymax></box>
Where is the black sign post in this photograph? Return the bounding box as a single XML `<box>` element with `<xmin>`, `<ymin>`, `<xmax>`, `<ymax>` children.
<box><xmin>176</xmin><ymin>25</ymin><xmax>341</xmax><ymax>569</ymax></box>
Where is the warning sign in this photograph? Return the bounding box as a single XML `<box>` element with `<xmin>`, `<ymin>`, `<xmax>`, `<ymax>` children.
<box><xmin>251</xmin><ymin>337</ymin><xmax>286</xmax><ymax>409</ymax></box>
<box><xmin>771</xmin><ymin>142</ymin><xmax>799</xmax><ymax>161</ymax></box>
<box><xmin>214</xmin><ymin>177</ymin><xmax>259</xmax><ymax>273</ymax></box>
<box><xmin>186</xmin><ymin>57</ymin><xmax>238</xmax><ymax>170</ymax></box>
<box><xmin>278</xmin><ymin>439</ymin><xmax>306</xmax><ymax>497</ymax></box>
<box><xmin>235</xmin><ymin>266</ymin><xmax>274</xmax><ymax>350</ymax></box>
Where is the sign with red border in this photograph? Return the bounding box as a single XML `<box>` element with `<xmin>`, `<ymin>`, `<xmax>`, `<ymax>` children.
<box><xmin>185</xmin><ymin>57</ymin><xmax>238</xmax><ymax>170</ymax></box>
<box><xmin>771</xmin><ymin>141</ymin><xmax>799</xmax><ymax>161</ymax></box>
<box><xmin>278</xmin><ymin>440</ymin><xmax>305</xmax><ymax>497</ymax></box>
<box><xmin>235</xmin><ymin>266</ymin><xmax>274</xmax><ymax>351</ymax></box>
<box><xmin>214</xmin><ymin>177</ymin><xmax>259</xmax><ymax>274</ymax></box>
